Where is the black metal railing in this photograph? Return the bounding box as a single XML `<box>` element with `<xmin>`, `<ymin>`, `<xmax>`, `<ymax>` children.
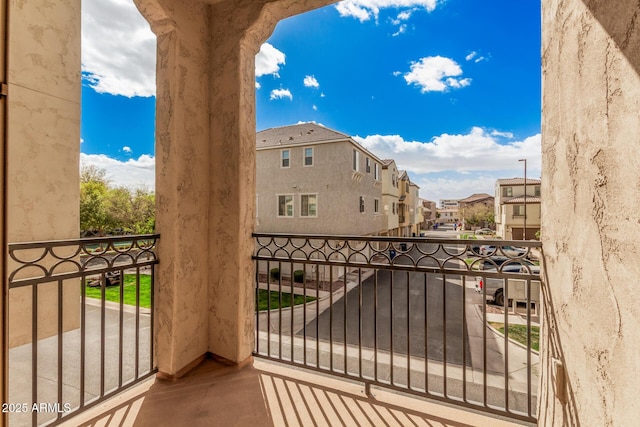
<box><xmin>253</xmin><ymin>233</ymin><xmax>541</xmax><ymax>423</ymax></box>
<box><xmin>6</xmin><ymin>234</ymin><xmax>159</xmax><ymax>426</ymax></box>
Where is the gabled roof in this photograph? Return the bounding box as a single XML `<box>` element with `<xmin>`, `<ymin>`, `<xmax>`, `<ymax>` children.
<box><xmin>503</xmin><ymin>196</ymin><xmax>541</xmax><ymax>204</ymax></box>
<box><xmin>256</xmin><ymin>123</ymin><xmax>350</xmax><ymax>148</ymax></box>
<box><xmin>496</xmin><ymin>178</ymin><xmax>542</xmax><ymax>185</ymax></box>
<box><xmin>459</xmin><ymin>193</ymin><xmax>494</xmax><ymax>203</ymax></box>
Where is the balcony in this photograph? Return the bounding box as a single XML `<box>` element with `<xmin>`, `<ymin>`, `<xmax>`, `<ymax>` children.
<box><xmin>5</xmin><ymin>235</ymin><xmax>540</xmax><ymax>426</ymax></box>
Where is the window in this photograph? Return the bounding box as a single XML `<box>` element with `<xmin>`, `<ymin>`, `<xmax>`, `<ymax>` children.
<box><xmin>277</xmin><ymin>195</ymin><xmax>293</xmax><ymax>217</ymax></box>
<box><xmin>374</xmin><ymin>163</ymin><xmax>379</xmax><ymax>180</ymax></box>
<box><xmin>374</xmin><ymin>199</ymin><xmax>380</xmax><ymax>213</ymax></box>
<box><xmin>359</xmin><ymin>196</ymin><xmax>365</xmax><ymax>213</ymax></box>
<box><xmin>304</xmin><ymin>147</ymin><xmax>313</xmax><ymax>166</ymax></box>
<box><xmin>300</xmin><ymin>194</ymin><xmax>317</xmax><ymax>217</ymax></box>
<box><xmin>405</xmin><ymin>182</ymin><xmax>409</xmax><ymax>192</ymax></box>
<box><xmin>513</xmin><ymin>205</ymin><xmax>525</xmax><ymax>216</ymax></box>
<box><xmin>392</xmin><ymin>202</ymin><xmax>396</xmax><ymax>214</ymax></box>
<box><xmin>281</xmin><ymin>150</ymin><xmax>290</xmax><ymax>168</ymax></box>
<box><xmin>366</xmin><ymin>157</ymin><xmax>371</xmax><ymax>173</ymax></box>
<box><xmin>502</xmin><ymin>186</ymin><xmax>513</xmax><ymax>197</ymax></box>
<box><xmin>534</xmin><ymin>185</ymin><xmax>541</xmax><ymax>196</ymax></box>
<box><xmin>392</xmin><ymin>174</ymin><xmax>396</xmax><ymax>187</ymax></box>
<box><xmin>353</xmin><ymin>149</ymin><xmax>359</xmax><ymax>171</ymax></box>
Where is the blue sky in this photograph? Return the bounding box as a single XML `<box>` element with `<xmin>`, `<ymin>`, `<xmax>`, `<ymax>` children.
<box><xmin>80</xmin><ymin>0</ymin><xmax>541</xmax><ymax>201</ymax></box>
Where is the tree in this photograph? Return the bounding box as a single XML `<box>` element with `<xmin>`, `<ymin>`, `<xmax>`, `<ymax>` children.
<box><xmin>80</xmin><ymin>166</ymin><xmax>155</xmax><ymax>235</ymax></box>
<box><xmin>462</xmin><ymin>203</ymin><xmax>495</xmax><ymax>228</ymax></box>
<box><xmin>80</xmin><ymin>166</ymin><xmax>110</xmax><ymax>234</ymax></box>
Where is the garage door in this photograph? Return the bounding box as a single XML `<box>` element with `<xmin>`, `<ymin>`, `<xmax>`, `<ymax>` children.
<box><xmin>511</xmin><ymin>227</ymin><xmax>539</xmax><ymax>240</ymax></box>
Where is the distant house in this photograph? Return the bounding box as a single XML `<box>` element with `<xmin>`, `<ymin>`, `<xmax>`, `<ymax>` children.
<box><xmin>420</xmin><ymin>199</ymin><xmax>437</xmax><ymax>230</ymax></box>
<box><xmin>397</xmin><ymin>171</ymin><xmax>421</xmax><ymax>236</ymax></box>
<box><xmin>458</xmin><ymin>193</ymin><xmax>495</xmax><ymax>230</ymax></box>
<box><xmin>380</xmin><ymin>159</ymin><xmax>401</xmax><ymax>236</ymax></box>
<box><xmin>494</xmin><ymin>178</ymin><xmax>541</xmax><ymax>239</ymax></box>
<box><xmin>255</xmin><ymin>123</ymin><xmax>386</xmax><ymax>235</ymax></box>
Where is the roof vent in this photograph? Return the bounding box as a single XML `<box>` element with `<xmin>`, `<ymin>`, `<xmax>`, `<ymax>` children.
<box><xmin>289</xmin><ymin>136</ymin><xmax>294</xmax><ymax>140</ymax></box>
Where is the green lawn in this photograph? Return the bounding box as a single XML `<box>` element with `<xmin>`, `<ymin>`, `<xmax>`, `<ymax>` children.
<box><xmin>256</xmin><ymin>289</ymin><xmax>316</xmax><ymax>311</ymax></box>
<box><xmin>85</xmin><ymin>274</ymin><xmax>151</xmax><ymax>308</ymax></box>
<box><xmin>490</xmin><ymin>322</ymin><xmax>540</xmax><ymax>351</ymax></box>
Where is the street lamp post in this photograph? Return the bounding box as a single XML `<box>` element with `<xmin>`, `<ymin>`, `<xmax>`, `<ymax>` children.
<box><xmin>519</xmin><ymin>158</ymin><xmax>527</xmax><ymax>240</ymax></box>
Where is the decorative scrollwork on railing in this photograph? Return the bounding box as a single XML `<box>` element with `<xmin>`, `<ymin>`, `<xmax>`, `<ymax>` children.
<box><xmin>8</xmin><ymin>234</ymin><xmax>160</xmax><ymax>288</ymax></box>
<box><xmin>253</xmin><ymin>233</ymin><xmax>541</xmax><ymax>279</ymax></box>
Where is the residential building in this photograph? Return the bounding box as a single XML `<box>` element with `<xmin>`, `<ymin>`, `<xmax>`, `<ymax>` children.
<box><xmin>255</xmin><ymin>123</ymin><xmax>385</xmax><ymax>236</ymax></box>
<box><xmin>494</xmin><ymin>178</ymin><xmax>541</xmax><ymax>239</ymax></box>
<box><xmin>397</xmin><ymin>171</ymin><xmax>420</xmax><ymax>236</ymax></box>
<box><xmin>436</xmin><ymin>207</ymin><xmax>459</xmax><ymax>224</ymax></box>
<box><xmin>458</xmin><ymin>193</ymin><xmax>495</xmax><ymax>230</ymax></box>
<box><xmin>380</xmin><ymin>159</ymin><xmax>401</xmax><ymax>236</ymax></box>
<box><xmin>420</xmin><ymin>199</ymin><xmax>437</xmax><ymax>230</ymax></box>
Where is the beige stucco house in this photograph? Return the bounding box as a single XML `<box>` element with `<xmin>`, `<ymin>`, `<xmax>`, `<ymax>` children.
<box><xmin>494</xmin><ymin>178</ymin><xmax>541</xmax><ymax>239</ymax></box>
<box><xmin>380</xmin><ymin>159</ymin><xmax>401</xmax><ymax>236</ymax></box>
<box><xmin>397</xmin><ymin>171</ymin><xmax>421</xmax><ymax>236</ymax></box>
<box><xmin>256</xmin><ymin>123</ymin><xmax>386</xmax><ymax>236</ymax></box>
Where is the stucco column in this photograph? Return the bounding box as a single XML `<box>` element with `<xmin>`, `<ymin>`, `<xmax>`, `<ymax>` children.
<box><xmin>135</xmin><ymin>0</ymin><xmax>338</xmax><ymax>374</ymax></box>
<box><xmin>135</xmin><ymin>0</ymin><xmax>212</xmax><ymax>376</ymax></box>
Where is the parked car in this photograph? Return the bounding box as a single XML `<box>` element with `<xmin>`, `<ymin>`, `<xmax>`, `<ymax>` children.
<box><xmin>474</xmin><ymin>228</ymin><xmax>494</xmax><ymax>235</ymax></box>
<box><xmin>479</xmin><ymin>245</ymin><xmax>528</xmax><ymax>258</ymax></box>
<box><xmin>475</xmin><ymin>262</ymin><xmax>540</xmax><ymax>305</ymax></box>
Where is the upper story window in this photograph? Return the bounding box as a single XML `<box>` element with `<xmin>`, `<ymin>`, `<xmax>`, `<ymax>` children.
<box><xmin>374</xmin><ymin>199</ymin><xmax>380</xmax><ymax>213</ymax></box>
<box><xmin>502</xmin><ymin>186</ymin><xmax>513</xmax><ymax>197</ymax></box>
<box><xmin>366</xmin><ymin>157</ymin><xmax>371</xmax><ymax>173</ymax></box>
<box><xmin>277</xmin><ymin>195</ymin><xmax>294</xmax><ymax>217</ymax></box>
<box><xmin>405</xmin><ymin>182</ymin><xmax>409</xmax><ymax>192</ymax></box>
<box><xmin>359</xmin><ymin>196</ymin><xmax>365</xmax><ymax>213</ymax></box>
<box><xmin>392</xmin><ymin>202</ymin><xmax>396</xmax><ymax>214</ymax></box>
<box><xmin>534</xmin><ymin>185</ymin><xmax>541</xmax><ymax>197</ymax></box>
<box><xmin>304</xmin><ymin>147</ymin><xmax>313</xmax><ymax>166</ymax></box>
<box><xmin>300</xmin><ymin>194</ymin><xmax>317</xmax><ymax>217</ymax></box>
<box><xmin>392</xmin><ymin>174</ymin><xmax>396</xmax><ymax>187</ymax></box>
<box><xmin>353</xmin><ymin>149</ymin><xmax>360</xmax><ymax>171</ymax></box>
<box><xmin>513</xmin><ymin>204</ymin><xmax>525</xmax><ymax>216</ymax></box>
<box><xmin>281</xmin><ymin>150</ymin><xmax>290</xmax><ymax>168</ymax></box>
<box><xmin>374</xmin><ymin>163</ymin><xmax>379</xmax><ymax>180</ymax></box>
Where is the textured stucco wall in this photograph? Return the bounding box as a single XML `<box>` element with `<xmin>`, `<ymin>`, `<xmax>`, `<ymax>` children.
<box><xmin>7</xmin><ymin>0</ymin><xmax>81</xmax><ymax>346</ymax></box>
<box><xmin>540</xmin><ymin>1</ymin><xmax>640</xmax><ymax>425</ymax></box>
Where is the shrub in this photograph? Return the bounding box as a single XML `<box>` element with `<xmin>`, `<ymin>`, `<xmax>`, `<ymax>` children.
<box><xmin>270</xmin><ymin>268</ymin><xmax>280</xmax><ymax>280</ymax></box>
<box><xmin>293</xmin><ymin>270</ymin><xmax>304</xmax><ymax>283</ymax></box>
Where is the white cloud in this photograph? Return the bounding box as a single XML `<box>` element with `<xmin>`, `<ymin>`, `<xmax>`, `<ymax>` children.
<box><xmin>80</xmin><ymin>138</ymin><xmax>84</xmax><ymax>144</ymax></box>
<box><xmin>336</xmin><ymin>0</ymin><xmax>439</xmax><ymax>22</ymax></box>
<box><xmin>270</xmin><ymin>88</ymin><xmax>293</xmax><ymax>101</ymax></box>
<box><xmin>353</xmin><ymin>127</ymin><xmax>541</xmax><ymax>174</ymax></box>
<box><xmin>392</xmin><ymin>24</ymin><xmax>407</xmax><ymax>36</ymax></box>
<box><xmin>82</xmin><ymin>0</ymin><xmax>156</xmax><ymax>98</ymax></box>
<box><xmin>404</xmin><ymin>56</ymin><xmax>471</xmax><ymax>92</ymax></box>
<box><xmin>313</xmin><ymin>105</ymin><xmax>318</xmax><ymax>111</ymax></box>
<box><xmin>256</xmin><ymin>43</ymin><xmax>286</xmax><ymax>77</ymax></box>
<box><xmin>392</xmin><ymin>71</ymin><xmax>402</xmax><ymax>76</ymax></box>
<box><xmin>491</xmin><ymin>130</ymin><xmax>514</xmax><ymax>138</ymax></box>
<box><xmin>475</xmin><ymin>56</ymin><xmax>486</xmax><ymax>63</ymax></box>
<box><xmin>413</xmin><ymin>174</ymin><xmax>504</xmax><ymax>202</ymax></box>
<box><xmin>255</xmin><ymin>81</ymin><xmax>261</xmax><ymax>89</ymax></box>
<box><xmin>320</xmin><ymin>92</ymin><xmax>326</xmax><ymax>98</ymax></box>
<box><xmin>122</xmin><ymin>146</ymin><xmax>132</xmax><ymax>153</ymax></box>
<box><xmin>80</xmin><ymin>153</ymin><xmax>155</xmax><ymax>190</ymax></box>
<box><xmin>465</xmin><ymin>51</ymin><xmax>477</xmax><ymax>61</ymax></box>
<box><xmin>304</xmin><ymin>75</ymin><xmax>320</xmax><ymax>88</ymax></box>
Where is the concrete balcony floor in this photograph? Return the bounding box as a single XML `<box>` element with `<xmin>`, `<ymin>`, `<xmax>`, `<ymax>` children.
<box><xmin>60</xmin><ymin>358</ymin><xmax>529</xmax><ymax>427</ymax></box>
